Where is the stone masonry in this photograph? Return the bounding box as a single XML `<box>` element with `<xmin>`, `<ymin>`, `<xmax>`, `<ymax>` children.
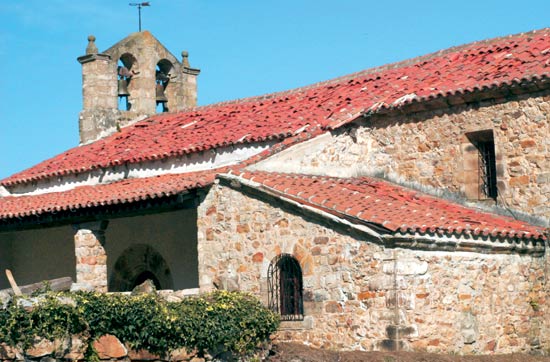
<box><xmin>252</xmin><ymin>90</ymin><xmax>550</xmax><ymax>221</ymax></box>
<box><xmin>73</xmin><ymin>221</ymin><xmax>109</xmax><ymax>293</ymax></box>
<box><xmin>0</xmin><ymin>333</ymin><xmax>252</xmax><ymax>361</ymax></box>
<box><xmin>197</xmin><ymin>182</ymin><xmax>550</xmax><ymax>354</ymax></box>
<box><xmin>77</xmin><ymin>32</ymin><xmax>200</xmax><ymax>144</ymax></box>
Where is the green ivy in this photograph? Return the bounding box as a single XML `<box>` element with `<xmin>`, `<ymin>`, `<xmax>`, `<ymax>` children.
<box><xmin>0</xmin><ymin>290</ymin><xmax>279</xmax><ymax>358</ymax></box>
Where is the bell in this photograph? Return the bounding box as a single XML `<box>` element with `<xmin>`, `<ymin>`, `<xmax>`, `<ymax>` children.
<box><xmin>156</xmin><ymin>83</ymin><xmax>168</xmax><ymax>103</ymax></box>
<box><xmin>118</xmin><ymin>79</ymin><xmax>130</xmax><ymax>97</ymax></box>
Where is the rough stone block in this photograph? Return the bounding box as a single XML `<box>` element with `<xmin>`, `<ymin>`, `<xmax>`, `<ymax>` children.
<box><xmin>485</xmin><ymin>339</ymin><xmax>497</xmax><ymax>352</ymax></box>
<box><xmin>303</xmin><ymin>301</ymin><xmax>323</xmax><ymax>315</ymax></box>
<box><xmin>460</xmin><ymin>312</ymin><xmax>479</xmax><ymax>345</ymax></box>
<box><xmin>313</xmin><ymin>236</ymin><xmax>329</xmax><ymax>244</ymax></box>
<box><xmin>537</xmin><ymin>172</ymin><xmax>550</xmax><ymax>184</ymax></box>
<box><xmin>0</xmin><ymin>291</ymin><xmax>11</xmax><ymax>309</ymax></box>
<box><xmin>373</xmin><ymin>251</ymin><xmax>394</xmax><ymax>261</ymax></box>
<box><xmin>128</xmin><ymin>348</ymin><xmax>162</xmax><ymax>360</ymax></box>
<box><xmin>382</xmin><ymin>259</ymin><xmax>428</xmax><ymax>275</ymax></box>
<box><xmin>463</xmin><ymin>170</ymin><xmax>479</xmax><ymax>184</ymax></box>
<box><xmin>25</xmin><ymin>338</ymin><xmax>54</xmax><ymax>358</ymax></box>
<box><xmin>325</xmin><ymin>301</ymin><xmax>343</xmax><ymax>313</ymax></box>
<box><xmin>358</xmin><ymin>291</ymin><xmax>377</xmax><ymax>300</ymax></box>
<box><xmin>368</xmin><ymin>275</ymin><xmax>407</xmax><ymax>290</ymax></box>
<box><xmin>170</xmin><ymin>347</ymin><xmax>198</xmax><ymax>361</ymax></box>
<box><xmin>252</xmin><ymin>252</ymin><xmax>264</xmax><ymax>262</ymax></box>
<box><xmin>509</xmin><ymin>175</ymin><xmax>529</xmax><ymax>186</ymax></box>
<box><xmin>54</xmin><ymin>336</ymin><xmax>86</xmax><ymax>360</ymax></box>
<box><xmin>93</xmin><ymin>334</ymin><xmax>127</xmax><ymax>359</ymax></box>
<box><xmin>0</xmin><ymin>343</ymin><xmax>17</xmax><ymax>360</ymax></box>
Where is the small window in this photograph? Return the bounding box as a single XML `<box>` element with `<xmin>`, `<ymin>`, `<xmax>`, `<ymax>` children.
<box><xmin>267</xmin><ymin>254</ymin><xmax>304</xmax><ymax>321</ymax></box>
<box><xmin>476</xmin><ymin>139</ymin><xmax>497</xmax><ymax>199</ymax></box>
<box><xmin>465</xmin><ymin>130</ymin><xmax>498</xmax><ymax>200</ymax></box>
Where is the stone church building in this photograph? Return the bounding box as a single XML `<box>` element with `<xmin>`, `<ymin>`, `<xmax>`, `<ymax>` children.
<box><xmin>0</xmin><ymin>29</ymin><xmax>549</xmax><ymax>354</ymax></box>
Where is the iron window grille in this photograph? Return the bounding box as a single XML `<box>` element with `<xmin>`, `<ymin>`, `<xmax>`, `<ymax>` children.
<box><xmin>476</xmin><ymin>139</ymin><xmax>498</xmax><ymax>200</ymax></box>
<box><xmin>267</xmin><ymin>254</ymin><xmax>304</xmax><ymax>321</ymax></box>
<box><xmin>466</xmin><ymin>130</ymin><xmax>498</xmax><ymax>201</ymax></box>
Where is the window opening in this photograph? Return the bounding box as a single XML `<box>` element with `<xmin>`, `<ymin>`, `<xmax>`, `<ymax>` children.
<box><xmin>467</xmin><ymin>130</ymin><xmax>497</xmax><ymax>200</ymax></box>
<box><xmin>117</xmin><ymin>54</ymin><xmax>137</xmax><ymax>111</ymax></box>
<box><xmin>155</xmin><ymin>60</ymin><xmax>172</xmax><ymax>113</ymax></box>
<box><xmin>477</xmin><ymin>139</ymin><xmax>497</xmax><ymax>199</ymax></box>
<box><xmin>267</xmin><ymin>254</ymin><xmax>304</xmax><ymax>321</ymax></box>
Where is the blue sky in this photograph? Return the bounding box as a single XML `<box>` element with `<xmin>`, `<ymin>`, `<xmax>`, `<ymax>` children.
<box><xmin>0</xmin><ymin>0</ymin><xmax>548</xmax><ymax>180</ymax></box>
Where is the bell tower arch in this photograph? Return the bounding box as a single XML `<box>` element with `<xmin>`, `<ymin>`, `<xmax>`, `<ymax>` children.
<box><xmin>117</xmin><ymin>53</ymin><xmax>138</xmax><ymax>111</ymax></box>
<box><xmin>77</xmin><ymin>31</ymin><xmax>200</xmax><ymax>144</ymax></box>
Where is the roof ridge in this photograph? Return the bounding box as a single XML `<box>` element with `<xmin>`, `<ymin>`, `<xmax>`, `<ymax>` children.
<box><xmin>5</xmin><ymin>27</ymin><xmax>550</xmax><ymax>186</ymax></box>
<box><xmin>172</xmin><ymin>27</ymin><xmax>550</xmax><ymax>113</ymax></box>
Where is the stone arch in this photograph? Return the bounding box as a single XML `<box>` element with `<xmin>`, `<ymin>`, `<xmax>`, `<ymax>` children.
<box><xmin>117</xmin><ymin>53</ymin><xmax>139</xmax><ymax>111</ymax></box>
<box><xmin>155</xmin><ymin>58</ymin><xmax>175</xmax><ymax>113</ymax></box>
<box><xmin>267</xmin><ymin>254</ymin><xmax>304</xmax><ymax>321</ymax></box>
<box><xmin>119</xmin><ymin>52</ymin><xmax>138</xmax><ymax>71</ymax></box>
<box><xmin>109</xmin><ymin>244</ymin><xmax>173</xmax><ymax>292</ymax></box>
<box><xmin>156</xmin><ymin>58</ymin><xmax>174</xmax><ymax>76</ymax></box>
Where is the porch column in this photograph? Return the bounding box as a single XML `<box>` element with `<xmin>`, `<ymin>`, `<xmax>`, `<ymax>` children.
<box><xmin>73</xmin><ymin>221</ymin><xmax>109</xmax><ymax>292</ymax></box>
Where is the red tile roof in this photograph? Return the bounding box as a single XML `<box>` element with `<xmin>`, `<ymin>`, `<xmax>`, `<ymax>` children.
<box><xmin>225</xmin><ymin>171</ymin><xmax>547</xmax><ymax>242</ymax></box>
<box><xmin>3</xmin><ymin>28</ymin><xmax>550</xmax><ymax>186</ymax></box>
<box><xmin>0</xmin><ymin>171</ymin><xmax>217</xmax><ymax>221</ymax></box>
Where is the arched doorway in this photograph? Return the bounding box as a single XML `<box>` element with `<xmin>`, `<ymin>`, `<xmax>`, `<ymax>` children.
<box><xmin>109</xmin><ymin>244</ymin><xmax>173</xmax><ymax>292</ymax></box>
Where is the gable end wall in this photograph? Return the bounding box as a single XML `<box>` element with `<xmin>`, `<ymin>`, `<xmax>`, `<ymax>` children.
<box><xmin>252</xmin><ymin>90</ymin><xmax>550</xmax><ymax>220</ymax></box>
<box><xmin>197</xmin><ymin>183</ymin><xmax>550</xmax><ymax>354</ymax></box>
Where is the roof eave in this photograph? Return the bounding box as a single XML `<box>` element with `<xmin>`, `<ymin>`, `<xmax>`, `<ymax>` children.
<box><xmin>218</xmin><ymin>172</ymin><xmax>547</xmax><ymax>255</ymax></box>
<box><xmin>0</xmin><ymin>186</ymin><xmax>209</xmax><ymax>232</ymax></box>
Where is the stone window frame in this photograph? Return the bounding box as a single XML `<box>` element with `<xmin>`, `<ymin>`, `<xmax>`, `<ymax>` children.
<box><xmin>267</xmin><ymin>254</ymin><xmax>304</xmax><ymax>321</ymax></box>
<box><xmin>462</xmin><ymin>129</ymin><xmax>502</xmax><ymax>201</ymax></box>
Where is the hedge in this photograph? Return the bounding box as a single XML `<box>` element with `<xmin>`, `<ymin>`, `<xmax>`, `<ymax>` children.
<box><xmin>0</xmin><ymin>290</ymin><xmax>279</xmax><ymax>358</ymax></box>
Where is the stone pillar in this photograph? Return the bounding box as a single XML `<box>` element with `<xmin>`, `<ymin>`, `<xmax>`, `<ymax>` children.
<box><xmin>181</xmin><ymin>51</ymin><xmax>200</xmax><ymax>109</ymax></box>
<box><xmin>73</xmin><ymin>221</ymin><xmax>109</xmax><ymax>292</ymax></box>
<box><xmin>77</xmin><ymin>35</ymin><xmax>118</xmax><ymax>144</ymax></box>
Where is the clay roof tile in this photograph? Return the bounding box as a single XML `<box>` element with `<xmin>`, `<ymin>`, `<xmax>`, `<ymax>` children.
<box><xmin>233</xmin><ymin>171</ymin><xmax>546</xmax><ymax>243</ymax></box>
<box><xmin>3</xmin><ymin>28</ymin><xmax>550</xmax><ymax>186</ymax></box>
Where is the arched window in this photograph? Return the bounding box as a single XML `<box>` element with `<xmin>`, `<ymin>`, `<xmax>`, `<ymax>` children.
<box><xmin>267</xmin><ymin>254</ymin><xmax>304</xmax><ymax>321</ymax></box>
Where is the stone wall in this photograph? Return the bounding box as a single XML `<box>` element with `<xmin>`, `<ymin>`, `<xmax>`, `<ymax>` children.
<box><xmin>197</xmin><ymin>183</ymin><xmax>550</xmax><ymax>354</ymax></box>
<box><xmin>251</xmin><ymin>90</ymin><xmax>550</xmax><ymax>221</ymax></box>
<box><xmin>0</xmin><ymin>334</ymin><xmax>260</xmax><ymax>361</ymax></box>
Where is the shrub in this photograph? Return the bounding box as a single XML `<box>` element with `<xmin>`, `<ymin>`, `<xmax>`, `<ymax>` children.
<box><xmin>0</xmin><ymin>290</ymin><xmax>279</xmax><ymax>358</ymax></box>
